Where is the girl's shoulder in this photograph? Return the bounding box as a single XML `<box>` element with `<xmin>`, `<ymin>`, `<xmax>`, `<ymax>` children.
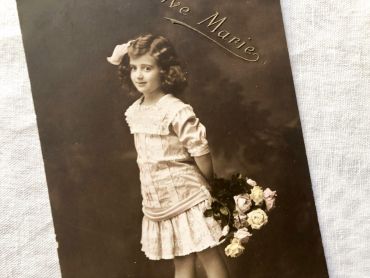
<box><xmin>124</xmin><ymin>96</ymin><xmax>144</xmax><ymax>116</ymax></box>
<box><xmin>124</xmin><ymin>94</ymin><xmax>192</xmax><ymax>117</ymax></box>
<box><xmin>158</xmin><ymin>94</ymin><xmax>192</xmax><ymax>115</ymax></box>
<box><xmin>124</xmin><ymin>94</ymin><xmax>194</xmax><ymax>135</ymax></box>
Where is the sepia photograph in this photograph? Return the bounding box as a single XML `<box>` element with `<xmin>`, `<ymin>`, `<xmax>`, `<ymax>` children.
<box><xmin>15</xmin><ymin>0</ymin><xmax>329</xmax><ymax>277</ymax></box>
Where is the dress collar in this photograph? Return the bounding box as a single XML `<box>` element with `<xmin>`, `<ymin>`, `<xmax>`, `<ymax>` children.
<box><xmin>139</xmin><ymin>93</ymin><xmax>172</xmax><ymax>108</ymax></box>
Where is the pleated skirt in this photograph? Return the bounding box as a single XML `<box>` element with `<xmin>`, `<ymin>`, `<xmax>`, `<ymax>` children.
<box><xmin>140</xmin><ymin>200</ymin><xmax>223</xmax><ymax>260</ymax></box>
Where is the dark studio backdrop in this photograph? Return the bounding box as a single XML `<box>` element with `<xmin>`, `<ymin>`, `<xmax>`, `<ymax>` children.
<box><xmin>16</xmin><ymin>0</ymin><xmax>328</xmax><ymax>277</ymax></box>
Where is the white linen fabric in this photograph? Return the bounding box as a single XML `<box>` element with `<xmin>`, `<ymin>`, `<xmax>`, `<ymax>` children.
<box><xmin>281</xmin><ymin>1</ymin><xmax>370</xmax><ymax>277</ymax></box>
<box><xmin>0</xmin><ymin>1</ymin><xmax>61</xmax><ymax>277</ymax></box>
<box><xmin>1</xmin><ymin>1</ymin><xmax>369</xmax><ymax>277</ymax></box>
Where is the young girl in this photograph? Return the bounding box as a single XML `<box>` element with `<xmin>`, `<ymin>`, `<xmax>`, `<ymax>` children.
<box><xmin>107</xmin><ymin>34</ymin><xmax>229</xmax><ymax>278</ymax></box>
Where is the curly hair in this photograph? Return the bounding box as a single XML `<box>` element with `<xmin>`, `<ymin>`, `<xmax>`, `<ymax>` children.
<box><xmin>118</xmin><ymin>34</ymin><xmax>188</xmax><ymax>96</ymax></box>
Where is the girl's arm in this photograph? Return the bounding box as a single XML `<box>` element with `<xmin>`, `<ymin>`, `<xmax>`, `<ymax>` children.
<box><xmin>171</xmin><ymin>105</ymin><xmax>215</xmax><ymax>184</ymax></box>
<box><xmin>194</xmin><ymin>153</ymin><xmax>215</xmax><ymax>183</ymax></box>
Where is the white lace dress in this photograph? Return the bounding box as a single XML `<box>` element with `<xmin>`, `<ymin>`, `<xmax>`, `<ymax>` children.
<box><xmin>124</xmin><ymin>94</ymin><xmax>223</xmax><ymax>260</ymax></box>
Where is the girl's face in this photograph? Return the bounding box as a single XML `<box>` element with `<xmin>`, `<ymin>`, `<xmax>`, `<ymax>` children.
<box><xmin>129</xmin><ymin>53</ymin><xmax>162</xmax><ymax>96</ymax></box>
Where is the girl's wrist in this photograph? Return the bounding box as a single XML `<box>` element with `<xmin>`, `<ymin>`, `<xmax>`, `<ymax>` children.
<box><xmin>205</xmin><ymin>173</ymin><xmax>216</xmax><ymax>188</ymax></box>
<box><xmin>204</xmin><ymin>173</ymin><xmax>215</xmax><ymax>183</ymax></box>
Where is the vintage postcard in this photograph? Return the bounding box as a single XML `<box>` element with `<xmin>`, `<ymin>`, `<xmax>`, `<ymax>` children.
<box><xmin>16</xmin><ymin>0</ymin><xmax>328</xmax><ymax>277</ymax></box>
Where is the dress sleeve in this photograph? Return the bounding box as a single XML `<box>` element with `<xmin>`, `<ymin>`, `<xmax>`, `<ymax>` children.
<box><xmin>171</xmin><ymin>105</ymin><xmax>210</xmax><ymax>157</ymax></box>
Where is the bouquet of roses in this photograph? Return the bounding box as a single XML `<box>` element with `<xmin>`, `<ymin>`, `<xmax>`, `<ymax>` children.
<box><xmin>204</xmin><ymin>173</ymin><xmax>277</xmax><ymax>257</ymax></box>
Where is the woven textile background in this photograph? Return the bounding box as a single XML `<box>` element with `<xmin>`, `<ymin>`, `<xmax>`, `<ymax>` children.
<box><xmin>0</xmin><ymin>1</ymin><xmax>61</xmax><ymax>277</ymax></box>
<box><xmin>0</xmin><ymin>1</ymin><xmax>369</xmax><ymax>277</ymax></box>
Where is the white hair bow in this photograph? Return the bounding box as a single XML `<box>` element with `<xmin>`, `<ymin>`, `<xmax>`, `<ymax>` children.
<box><xmin>107</xmin><ymin>40</ymin><xmax>134</xmax><ymax>65</ymax></box>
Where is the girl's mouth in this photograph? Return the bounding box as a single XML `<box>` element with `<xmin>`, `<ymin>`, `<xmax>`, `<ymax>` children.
<box><xmin>136</xmin><ymin>82</ymin><xmax>147</xmax><ymax>86</ymax></box>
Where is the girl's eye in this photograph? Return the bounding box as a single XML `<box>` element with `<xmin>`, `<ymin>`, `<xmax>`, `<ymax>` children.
<box><xmin>144</xmin><ymin>66</ymin><xmax>152</xmax><ymax>71</ymax></box>
<box><xmin>130</xmin><ymin>66</ymin><xmax>136</xmax><ymax>71</ymax></box>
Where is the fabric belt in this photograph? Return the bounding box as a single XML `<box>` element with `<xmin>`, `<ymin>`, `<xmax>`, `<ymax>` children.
<box><xmin>142</xmin><ymin>186</ymin><xmax>210</xmax><ymax>221</ymax></box>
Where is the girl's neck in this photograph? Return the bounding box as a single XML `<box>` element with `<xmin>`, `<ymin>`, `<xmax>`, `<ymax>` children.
<box><xmin>141</xmin><ymin>91</ymin><xmax>167</xmax><ymax>106</ymax></box>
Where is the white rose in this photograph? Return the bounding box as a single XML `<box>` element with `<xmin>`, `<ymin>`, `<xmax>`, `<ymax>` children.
<box><xmin>247</xmin><ymin>209</ymin><xmax>268</xmax><ymax>230</ymax></box>
<box><xmin>234</xmin><ymin>193</ymin><xmax>252</xmax><ymax>213</ymax></box>
<box><xmin>250</xmin><ymin>185</ymin><xmax>264</xmax><ymax>205</ymax></box>
<box><xmin>246</xmin><ymin>178</ymin><xmax>257</xmax><ymax>187</ymax></box>
<box><xmin>233</xmin><ymin>212</ymin><xmax>248</xmax><ymax>229</ymax></box>
<box><xmin>263</xmin><ymin>188</ymin><xmax>277</xmax><ymax>211</ymax></box>
<box><xmin>224</xmin><ymin>238</ymin><xmax>245</xmax><ymax>258</ymax></box>
<box><xmin>234</xmin><ymin>228</ymin><xmax>252</xmax><ymax>244</ymax></box>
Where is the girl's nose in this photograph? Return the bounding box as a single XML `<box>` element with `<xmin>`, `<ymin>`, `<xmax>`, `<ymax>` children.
<box><xmin>137</xmin><ymin>70</ymin><xmax>144</xmax><ymax>79</ymax></box>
